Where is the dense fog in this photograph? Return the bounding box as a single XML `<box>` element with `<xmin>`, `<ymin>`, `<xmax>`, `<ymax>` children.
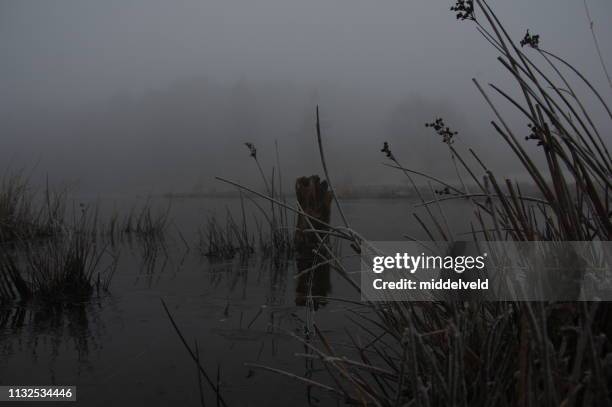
<box><xmin>1</xmin><ymin>0</ymin><xmax>610</xmax><ymax>194</ymax></box>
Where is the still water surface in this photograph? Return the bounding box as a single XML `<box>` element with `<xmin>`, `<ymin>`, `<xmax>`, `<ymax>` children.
<box><xmin>0</xmin><ymin>196</ymin><xmax>469</xmax><ymax>406</ymax></box>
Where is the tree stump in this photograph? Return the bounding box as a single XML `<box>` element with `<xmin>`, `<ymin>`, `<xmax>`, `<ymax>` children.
<box><xmin>294</xmin><ymin>175</ymin><xmax>333</xmax><ymax>309</ymax></box>
<box><xmin>294</xmin><ymin>175</ymin><xmax>332</xmax><ymax>256</ymax></box>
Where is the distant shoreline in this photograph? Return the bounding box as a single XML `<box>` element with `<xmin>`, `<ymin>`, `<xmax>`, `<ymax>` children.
<box><xmin>161</xmin><ymin>183</ymin><xmax>545</xmax><ymax>201</ymax></box>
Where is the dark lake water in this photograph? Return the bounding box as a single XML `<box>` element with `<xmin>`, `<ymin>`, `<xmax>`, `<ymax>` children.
<box><xmin>0</xmin><ymin>196</ymin><xmax>471</xmax><ymax>406</ymax></box>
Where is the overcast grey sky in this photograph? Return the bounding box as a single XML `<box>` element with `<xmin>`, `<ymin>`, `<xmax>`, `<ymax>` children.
<box><xmin>0</xmin><ymin>0</ymin><xmax>610</xmax><ymax>193</ymax></box>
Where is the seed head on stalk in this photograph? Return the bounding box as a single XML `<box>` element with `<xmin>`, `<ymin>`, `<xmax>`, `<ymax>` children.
<box><xmin>244</xmin><ymin>142</ymin><xmax>257</xmax><ymax>159</ymax></box>
<box><xmin>450</xmin><ymin>0</ymin><xmax>475</xmax><ymax>21</ymax></box>
<box><xmin>520</xmin><ymin>29</ymin><xmax>540</xmax><ymax>48</ymax></box>
<box><xmin>244</xmin><ymin>142</ymin><xmax>271</xmax><ymax>196</ymax></box>
<box><xmin>426</xmin><ymin>117</ymin><xmax>458</xmax><ymax>145</ymax></box>
<box><xmin>380</xmin><ymin>141</ymin><xmax>395</xmax><ymax>161</ymax></box>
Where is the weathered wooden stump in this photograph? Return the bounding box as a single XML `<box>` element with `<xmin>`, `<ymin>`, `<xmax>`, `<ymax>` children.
<box><xmin>294</xmin><ymin>175</ymin><xmax>332</xmax><ymax>255</ymax></box>
<box><xmin>294</xmin><ymin>175</ymin><xmax>332</xmax><ymax>308</ymax></box>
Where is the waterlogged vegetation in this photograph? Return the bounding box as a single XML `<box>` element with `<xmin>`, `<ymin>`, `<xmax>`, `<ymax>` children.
<box><xmin>0</xmin><ymin>179</ymin><xmax>291</xmax><ymax>306</ymax></box>
<box><xmin>189</xmin><ymin>1</ymin><xmax>612</xmax><ymax>405</ymax></box>
<box><xmin>0</xmin><ymin>172</ymin><xmax>65</xmax><ymax>243</ymax></box>
<box><xmin>1</xmin><ymin>0</ymin><xmax>612</xmax><ymax>406</ymax></box>
<box><xmin>0</xmin><ymin>185</ymin><xmax>111</xmax><ymax>303</ymax></box>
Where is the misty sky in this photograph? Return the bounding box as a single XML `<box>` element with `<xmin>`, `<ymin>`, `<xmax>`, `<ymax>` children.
<box><xmin>1</xmin><ymin>0</ymin><xmax>611</xmax><ymax>194</ymax></box>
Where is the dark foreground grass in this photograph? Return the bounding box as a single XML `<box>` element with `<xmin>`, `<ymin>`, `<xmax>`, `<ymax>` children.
<box><xmin>294</xmin><ymin>1</ymin><xmax>611</xmax><ymax>405</ymax></box>
<box><xmin>206</xmin><ymin>1</ymin><xmax>612</xmax><ymax>405</ymax></box>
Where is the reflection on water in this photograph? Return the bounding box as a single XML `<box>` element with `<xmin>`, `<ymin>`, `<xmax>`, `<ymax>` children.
<box><xmin>0</xmin><ymin>240</ymin><xmax>347</xmax><ymax>406</ymax></box>
<box><xmin>0</xmin><ymin>197</ymin><xmax>470</xmax><ymax>406</ymax></box>
<box><xmin>0</xmin><ymin>299</ymin><xmax>106</xmax><ymax>381</ymax></box>
<box><xmin>295</xmin><ymin>258</ymin><xmax>331</xmax><ymax>310</ymax></box>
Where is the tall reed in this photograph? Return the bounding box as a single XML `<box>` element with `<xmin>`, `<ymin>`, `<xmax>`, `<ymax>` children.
<box><xmin>224</xmin><ymin>1</ymin><xmax>612</xmax><ymax>405</ymax></box>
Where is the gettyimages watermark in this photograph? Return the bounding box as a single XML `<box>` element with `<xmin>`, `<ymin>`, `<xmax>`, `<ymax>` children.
<box><xmin>360</xmin><ymin>241</ymin><xmax>612</xmax><ymax>301</ymax></box>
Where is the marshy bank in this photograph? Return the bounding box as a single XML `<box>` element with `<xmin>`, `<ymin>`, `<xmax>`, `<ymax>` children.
<box><xmin>199</xmin><ymin>1</ymin><xmax>612</xmax><ymax>405</ymax></box>
<box><xmin>1</xmin><ymin>0</ymin><xmax>611</xmax><ymax>406</ymax></box>
<box><xmin>1</xmin><ymin>177</ymin><xmax>446</xmax><ymax>405</ymax></box>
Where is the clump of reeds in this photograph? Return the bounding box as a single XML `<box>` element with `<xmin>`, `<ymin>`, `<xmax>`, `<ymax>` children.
<box><xmin>103</xmin><ymin>201</ymin><xmax>170</xmax><ymax>242</ymax></box>
<box><xmin>244</xmin><ymin>141</ymin><xmax>294</xmax><ymax>256</ymax></box>
<box><xmin>198</xmin><ymin>143</ymin><xmax>294</xmax><ymax>261</ymax></box>
<box><xmin>0</xmin><ymin>206</ymin><xmax>117</xmax><ymax>303</ymax></box>
<box><xmin>0</xmin><ymin>171</ymin><xmax>66</xmax><ymax>243</ymax></box>
<box><xmin>232</xmin><ymin>0</ymin><xmax>612</xmax><ymax>405</ymax></box>
<box><xmin>101</xmin><ymin>200</ymin><xmax>172</xmax><ymax>263</ymax></box>
<box><xmin>123</xmin><ymin>201</ymin><xmax>171</xmax><ymax>239</ymax></box>
<box><xmin>198</xmin><ymin>209</ymin><xmax>253</xmax><ymax>259</ymax></box>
